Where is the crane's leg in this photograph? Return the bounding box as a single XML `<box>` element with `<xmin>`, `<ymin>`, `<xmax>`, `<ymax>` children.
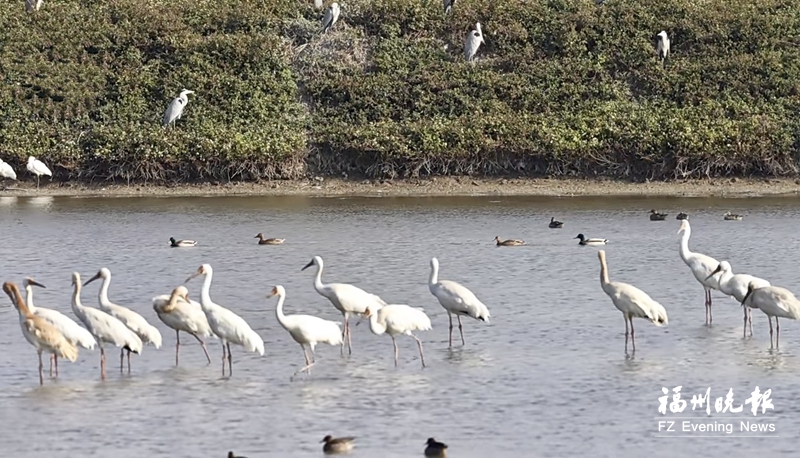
<box><xmin>38</xmin><ymin>351</ymin><xmax>44</xmax><ymax>386</ymax></box>
<box><xmin>623</xmin><ymin>314</ymin><xmax>629</xmax><ymax>353</ymax></box>
<box><xmin>175</xmin><ymin>330</ymin><xmax>181</xmax><ymax>366</ymax></box>
<box><xmin>49</xmin><ymin>354</ymin><xmax>54</xmax><ymax>376</ymax></box>
<box><xmin>412</xmin><ymin>334</ymin><xmax>426</xmax><ymax>368</ymax></box>
<box><xmin>629</xmin><ymin>316</ymin><xmax>636</xmax><ymax>353</ymax></box>
<box><xmin>221</xmin><ymin>341</ymin><xmax>227</xmax><ymax>376</ymax></box>
<box><xmin>749</xmin><ymin>308</ymin><xmax>754</xmax><ymax>337</ymax></box>
<box><xmin>119</xmin><ymin>348</ymin><xmax>124</xmax><ymax>372</ymax></box>
<box><xmin>36</xmin><ymin>175</ymin><xmax>40</xmax><ymax>190</ymax></box>
<box><xmin>54</xmin><ymin>354</ymin><xmax>59</xmax><ymax>377</ymax></box>
<box><xmin>340</xmin><ymin>313</ymin><xmax>347</xmax><ymax>355</ymax></box>
<box><xmin>227</xmin><ymin>342</ymin><xmax>233</xmax><ymax>376</ymax></box>
<box><xmin>457</xmin><ymin>315</ymin><xmax>465</xmax><ymax>346</ymax></box>
<box><xmin>708</xmin><ymin>290</ymin><xmax>713</xmax><ymax>324</ymax></box>
<box><xmin>768</xmin><ymin>317</ymin><xmax>774</xmax><ymax>349</ymax></box>
<box><xmin>127</xmin><ymin>349</ymin><xmax>131</xmax><ymax>373</ymax></box>
<box><xmin>192</xmin><ymin>333</ymin><xmax>211</xmax><ymax>364</ymax></box>
<box><xmin>294</xmin><ymin>344</ymin><xmax>315</xmax><ymax>376</ymax></box>
<box><xmin>743</xmin><ymin>306</ymin><xmax>748</xmax><ymax>338</ymax></box>
<box><xmin>448</xmin><ymin>312</ymin><xmax>453</xmax><ymax>347</ymax></box>
<box><xmin>346</xmin><ymin>316</ymin><xmax>353</xmax><ymax>355</ymax></box>
<box><xmin>392</xmin><ymin>337</ymin><xmax>399</xmax><ymax>366</ymax></box>
<box><xmin>100</xmin><ymin>346</ymin><xmax>106</xmax><ymax>380</ymax></box>
<box><xmin>776</xmin><ymin>318</ymin><xmax>781</xmax><ymax>348</ymax></box>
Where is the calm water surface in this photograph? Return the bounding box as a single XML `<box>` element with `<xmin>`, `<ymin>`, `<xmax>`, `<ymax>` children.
<box><xmin>1</xmin><ymin>194</ymin><xmax>799</xmax><ymax>457</ymax></box>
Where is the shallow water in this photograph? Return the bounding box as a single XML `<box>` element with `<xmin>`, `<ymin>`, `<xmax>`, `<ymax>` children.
<box><xmin>0</xmin><ymin>194</ymin><xmax>799</xmax><ymax>457</ymax></box>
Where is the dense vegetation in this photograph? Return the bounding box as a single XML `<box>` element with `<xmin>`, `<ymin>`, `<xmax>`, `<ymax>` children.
<box><xmin>2</xmin><ymin>0</ymin><xmax>800</xmax><ymax>183</ymax></box>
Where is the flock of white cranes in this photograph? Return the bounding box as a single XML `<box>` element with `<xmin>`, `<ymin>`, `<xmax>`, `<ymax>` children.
<box><xmin>4</xmin><ymin>256</ymin><xmax>491</xmax><ymax>385</ymax></box>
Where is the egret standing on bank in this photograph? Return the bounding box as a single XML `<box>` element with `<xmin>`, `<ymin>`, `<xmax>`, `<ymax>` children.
<box><xmin>27</xmin><ymin>156</ymin><xmax>51</xmax><ymax>189</ymax></box>
<box><xmin>322</xmin><ymin>3</ymin><xmax>340</xmax><ymax>33</ymax></box>
<box><xmin>163</xmin><ymin>89</ymin><xmax>194</xmax><ymax>128</ymax></box>
<box><xmin>464</xmin><ymin>22</ymin><xmax>485</xmax><ymax>62</ymax></box>
<box><xmin>0</xmin><ymin>159</ymin><xmax>17</xmax><ymax>183</ymax></box>
<box><xmin>678</xmin><ymin>220</ymin><xmax>720</xmax><ymax>325</ymax></box>
<box><xmin>428</xmin><ymin>258</ymin><xmax>490</xmax><ymax>346</ymax></box>
<box><xmin>657</xmin><ymin>31</ymin><xmax>670</xmax><ymax>64</ymax></box>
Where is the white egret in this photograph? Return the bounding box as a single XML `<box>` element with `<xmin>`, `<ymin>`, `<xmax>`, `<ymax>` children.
<box><xmin>494</xmin><ymin>236</ymin><xmax>525</xmax><ymax>246</ymax></box>
<box><xmin>24</xmin><ymin>278</ymin><xmax>96</xmax><ymax>376</ymax></box>
<box><xmin>363</xmin><ymin>304</ymin><xmax>432</xmax><ymax>367</ymax></box>
<box><xmin>424</xmin><ymin>438</ymin><xmax>448</xmax><ymax>457</ymax></box>
<box><xmin>26</xmin><ymin>156</ymin><xmax>52</xmax><ymax>189</ymax></box>
<box><xmin>0</xmin><ymin>159</ymin><xmax>17</xmax><ymax>182</ymax></box>
<box><xmin>741</xmin><ymin>282</ymin><xmax>800</xmax><ymax>348</ymax></box>
<box><xmin>313</xmin><ymin>0</ymin><xmax>323</xmax><ymax>9</ymax></box>
<box><xmin>301</xmin><ymin>255</ymin><xmax>387</xmax><ymax>354</ymax></box>
<box><xmin>575</xmin><ymin>233</ymin><xmax>607</xmax><ymax>245</ymax></box>
<box><xmin>25</xmin><ymin>0</ymin><xmax>43</xmax><ymax>13</ymax></box>
<box><xmin>84</xmin><ymin>267</ymin><xmax>162</xmax><ymax>372</ymax></box>
<box><xmin>170</xmin><ymin>237</ymin><xmax>197</xmax><ymax>247</ymax></box>
<box><xmin>428</xmin><ymin>257</ymin><xmax>490</xmax><ymax>347</ymax></box>
<box><xmin>706</xmin><ymin>261</ymin><xmax>770</xmax><ymax>337</ymax></box>
<box><xmin>163</xmin><ymin>89</ymin><xmax>194</xmax><ymax>128</ymax></box>
<box><xmin>269</xmin><ymin>285</ymin><xmax>343</xmax><ymax>376</ymax></box>
<box><xmin>321</xmin><ymin>435</ymin><xmax>355</xmax><ymax>454</ymax></box>
<box><xmin>4</xmin><ymin>282</ymin><xmax>78</xmax><ymax>386</ymax></box>
<box><xmin>678</xmin><ymin>219</ymin><xmax>720</xmax><ymax>324</ymax></box>
<box><xmin>443</xmin><ymin>0</ymin><xmax>456</xmax><ymax>14</ymax></box>
<box><xmin>597</xmin><ymin>250</ymin><xmax>668</xmax><ymax>353</ymax></box>
<box><xmin>70</xmin><ymin>272</ymin><xmax>143</xmax><ymax>380</ymax></box>
<box><xmin>186</xmin><ymin>264</ymin><xmax>265</xmax><ymax>376</ymax></box>
<box><xmin>152</xmin><ymin>286</ymin><xmax>214</xmax><ymax>366</ymax></box>
<box><xmin>322</xmin><ymin>3</ymin><xmax>340</xmax><ymax>33</ymax></box>
<box><xmin>656</xmin><ymin>31</ymin><xmax>670</xmax><ymax>64</ymax></box>
<box><xmin>464</xmin><ymin>22</ymin><xmax>485</xmax><ymax>62</ymax></box>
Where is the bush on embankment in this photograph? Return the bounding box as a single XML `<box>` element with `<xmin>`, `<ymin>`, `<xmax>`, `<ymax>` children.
<box><xmin>1</xmin><ymin>0</ymin><xmax>800</xmax><ymax>183</ymax></box>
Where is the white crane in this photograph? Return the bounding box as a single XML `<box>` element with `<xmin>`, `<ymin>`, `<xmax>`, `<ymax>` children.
<box><xmin>186</xmin><ymin>264</ymin><xmax>265</xmax><ymax>376</ymax></box>
<box><xmin>741</xmin><ymin>282</ymin><xmax>800</xmax><ymax>349</ymax></box>
<box><xmin>25</xmin><ymin>0</ymin><xmax>44</xmax><ymax>13</ymax></box>
<box><xmin>656</xmin><ymin>31</ymin><xmax>670</xmax><ymax>64</ymax></box>
<box><xmin>152</xmin><ymin>286</ymin><xmax>215</xmax><ymax>366</ymax></box>
<box><xmin>0</xmin><ymin>159</ymin><xmax>17</xmax><ymax>183</ymax></box>
<box><xmin>26</xmin><ymin>156</ymin><xmax>52</xmax><ymax>189</ymax></box>
<box><xmin>268</xmin><ymin>285</ymin><xmax>343</xmax><ymax>376</ymax></box>
<box><xmin>597</xmin><ymin>250</ymin><xmax>668</xmax><ymax>353</ymax></box>
<box><xmin>464</xmin><ymin>22</ymin><xmax>485</xmax><ymax>62</ymax></box>
<box><xmin>84</xmin><ymin>267</ymin><xmax>162</xmax><ymax>372</ymax></box>
<box><xmin>302</xmin><ymin>255</ymin><xmax>387</xmax><ymax>355</ymax></box>
<box><xmin>678</xmin><ymin>219</ymin><xmax>721</xmax><ymax>325</ymax></box>
<box><xmin>4</xmin><ymin>282</ymin><xmax>78</xmax><ymax>385</ymax></box>
<box><xmin>24</xmin><ymin>277</ymin><xmax>96</xmax><ymax>376</ymax></box>
<box><xmin>363</xmin><ymin>304</ymin><xmax>432</xmax><ymax>367</ymax></box>
<box><xmin>70</xmin><ymin>272</ymin><xmax>143</xmax><ymax>380</ymax></box>
<box><xmin>706</xmin><ymin>261</ymin><xmax>771</xmax><ymax>337</ymax></box>
<box><xmin>322</xmin><ymin>2</ymin><xmax>340</xmax><ymax>33</ymax></box>
<box><xmin>428</xmin><ymin>257</ymin><xmax>490</xmax><ymax>347</ymax></box>
<box><xmin>163</xmin><ymin>89</ymin><xmax>194</xmax><ymax>128</ymax></box>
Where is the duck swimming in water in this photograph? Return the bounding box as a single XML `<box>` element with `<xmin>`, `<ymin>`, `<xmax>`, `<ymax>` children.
<box><xmin>169</xmin><ymin>237</ymin><xmax>197</xmax><ymax>247</ymax></box>
<box><xmin>549</xmin><ymin>217</ymin><xmax>564</xmax><ymax>228</ymax></box>
<box><xmin>494</xmin><ymin>236</ymin><xmax>525</xmax><ymax>246</ymax></box>
<box><xmin>575</xmin><ymin>233</ymin><xmax>607</xmax><ymax>245</ymax></box>
<box><xmin>649</xmin><ymin>209</ymin><xmax>668</xmax><ymax>221</ymax></box>
<box><xmin>723</xmin><ymin>212</ymin><xmax>743</xmax><ymax>221</ymax></box>
<box><xmin>254</xmin><ymin>233</ymin><xmax>285</xmax><ymax>245</ymax></box>
<box><xmin>676</xmin><ymin>212</ymin><xmax>688</xmax><ymax>220</ymax></box>
<box><xmin>424</xmin><ymin>438</ymin><xmax>448</xmax><ymax>457</ymax></box>
<box><xmin>321</xmin><ymin>435</ymin><xmax>355</xmax><ymax>454</ymax></box>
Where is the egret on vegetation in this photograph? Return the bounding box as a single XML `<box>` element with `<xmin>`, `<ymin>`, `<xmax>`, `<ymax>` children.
<box><xmin>597</xmin><ymin>250</ymin><xmax>668</xmax><ymax>353</ymax></box>
<box><xmin>4</xmin><ymin>282</ymin><xmax>78</xmax><ymax>386</ymax></box>
<box><xmin>26</xmin><ymin>156</ymin><xmax>52</xmax><ymax>189</ymax></box>
<box><xmin>0</xmin><ymin>159</ymin><xmax>17</xmax><ymax>182</ymax></box>
<box><xmin>706</xmin><ymin>261</ymin><xmax>770</xmax><ymax>337</ymax></box>
<box><xmin>649</xmin><ymin>209</ymin><xmax>668</xmax><ymax>221</ymax></box>
<box><xmin>302</xmin><ymin>256</ymin><xmax>387</xmax><ymax>354</ymax></box>
<box><xmin>170</xmin><ymin>237</ymin><xmax>197</xmax><ymax>247</ymax></box>
<box><xmin>70</xmin><ymin>272</ymin><xmax>142</xmax><ymax>380</ymax></box>
<box><xmin>152</xmin><ymin>286</ymin><xmax>214</xmax><ymax>365</ymax></box>
<box><xmin>163</xmin><ymin>89</ymin><xmax>194</xmax><ymax>128</ymax></box>
<box><xmin>322</xmin><ymin>3</ymin><xmax>340</xmax><ymax>33</ymax></box>
<box><xmin>363</xmin><ymin>304</ymin><xmax>432</xmax><ymax>367</ymax></box>
<box><xmin>84</xmin><ymin>267</ymin><xmax>162</xmax><ymax>372</ymax></box>
<box><xmin>269</xmin><ymin>285</ymin><xmax>343</xmax><ymax>376</ymax></box>
<box><xmin>255</xmin><ymin>233</ymin><xmax>285</xmax><ymax>245</ymax></box>
<box><xmin>25</xmin><ymin>0</ymin><xmax>43</xmax><ymax>13</ymax></box>
<box><xmin>678</xmin><ymin>219</ymin><xmax>720</xmax><ymax>324</ymax></box>
<box><xmin>549</xmin><ymin>217</ymin><xmax>564</xmax><ymax>228</ymax></box>
<box><xmin>24</xmin><ymin>278</ymin><xmax>96</xmax><ymax>376</ymax></box>
<box><xmin>494</xmin><ymin>236</ymin><xmax>525</xmax><ymax>246</ymax></box>
<box><xmin>656</xmin><ymin>30</ymin><xmax>670</xmax><ymax>63</ymax></box>
<box><xmin>724</xmin><ymin>212</ymin><xmax>744</xmax><ymax>221</ymax></box>
<box><xmin>741</xmin><ymin>282</ymin><xmax>800</xmax><ymax>348</ymax></box>
<box><xmin>186</xmin><ymin>264</ymin><xmax>265</xmax><ymax>376</ymax></box>
<box><xmin>464</xmin><ymin>22</ymin><xmax>485</xmax><ymax>62</ymax></box>
<box><xmin>321</xmin><ymin>435</ymin><xmax>355</xmax><ymax>454</ymax></box>
<box><xmin>443</xmin><ymin>0</ymin><xmax>456</xmax><ymax>15</ymax></box>
<box><xmin>428</xmin><ymin>257</ymin><xmax>490</xmax><ymax>346</ymax></box>
<box><xmin>575</xmin><ymin>233</ymin><xmax>607</xmax><ymax>245</ymax></box>
<box><xmin>424</xmin><ymin>438</ymin><xmax>448</xmax><ymax>458</ymax></box>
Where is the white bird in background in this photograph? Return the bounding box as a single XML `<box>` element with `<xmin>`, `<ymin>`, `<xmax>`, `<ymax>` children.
<box><xmin>428</xmin><ymin>257</ymin><xmax>490</xmax><ymax>347</ymax></box>
<box><xmin>443</xmin><ymin>0</ymin><xmax>456</xmax><ymax>14</ymax></box>
<box><xmin>597</xmin><ymin>250</ymin><xmax>668</xmax><ymax>353</ymax></box>
<box><xmin>657</xmin><ymin>30</ymin><xmax>670</xmax><ymax>64</ymax></box>
<box><xmin>4</xmin><ymin>282</ymin><xmax>78</xmax><ymax>386</ymax></box>
<box><xmin>26</xmin><ymin>156</ymin><xmax>52</xmax><ymax>189</ymax></box>
<box><xmin>741</xmin><ymin>282</ymin><xmax>800</xmax><ymax>349</ymax></box>
<box><xmin>163</xmin><ymin>89</ymin><xmax>194</xmax><ymax>128</ymax></box>
<box><xmin>322</xmin><ymin>2</ymin><xmax>340</xmax><ymax>33</ymax></box>
<box><xmin>268</xmin><ymin>285</ymin><xmax>343</xmax><ymax>376</ymax></box>
<box><xmin>186</xmin><ymin>264</ymin><xmax>265</xmax><ymax>376</ymax></box>
<box><xmin>152</xmin><ymin>286</ymin><xmax>215</xmax><ymax>366</ymax></box>
<box><xmin>678</xmin><ymin>219</ymin><xmax>721</xmax><ymax>325</ymax></box>
<box><xmin>313</xmin><ymin>0</ymin><xmax>323</xmax><ymax>9</ymax></box>
<box><xmin>24</xmin><ymin>278</ymin><xmax>96</xmax><ymax>376</ymax></box>
<box><xmin>302</xmin><ymin>255</ymin><xmax>387</xmax><ymax>355</ymax></box>
<box><xmin>70</xmin><ymin>272</ymin><xmax>143</xmax><ymax>380</ymax></box>
<box><xmin>464</xmin><ymin>22</ymin><xmax>485</xmax><ymax>62</ymax></box>
<box><xmin>0</xmin><ymin>159</ymin><xmax>17</xmax><ymax>182</ymax></box>
<box><xmin>25</xmin><ymin>0</ymin><xmax>43</xmax><ymax>13</ymax></box>
<box><xmin>84</xmin><ymin>267</ymin><xmax>162</xmax><ymax>372</ymax></box>
<box><xmin>364</xmin><ymin>304</ymin><xmax>432</xmax><ymax>367</ymax></box>
<box><xmin>706</xmin><ymin>261</ymin><xmax>771</xmax><ymax>337</ymax></box>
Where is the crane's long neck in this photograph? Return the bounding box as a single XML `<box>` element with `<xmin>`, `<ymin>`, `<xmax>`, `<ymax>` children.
<box><xmin>313</xmin><ymin>263</ymin><xmax>326</xmax><ymax>294</ymax></box>
<box><xmin>199</xmin><ymin>271</ymin><xmax>214</xmax><ymax>311</ymax></box>
<box><xmin>10</xmin><ymin>286</ymin><xmax>33</xmax><ymax>318</ymax></box>
<box><xmin>679</xmin><ymin>228</ymin><xmax>693</xmax><ymax>262</ymax></box>
<box><xmin>71</xmin><ymin>282</ymin><xmax>85</xmax><ymax>316</ymax></box>
<box><xmin>367</xmin><ymin>312</ymin><xmax>386</xmax><ymax>336</ymax></box>
<box><xmin>25</xmin><ymin>285</ymin><xmax>38</xmax><ymax>314</ymax></box>
<box><xmin>429</xmin><ymin>263</ymin><xmax>439</xmax><ymax>290</ymax></box>
<box><xmin>599</xmin><ymin>256</ymin><xmax>612</xmax><ymax>293</ymax></box>
<box><xmin>717</xmin><ymin>268</ymin><xmax>733</xmax><ymax>291</ymax></box>
<box><xmin>274</xmin><ymin>293</ymin><xmax>288</xmax><ymax>328</ymax></box>
<box><xmin>99</xmin><ymin>275</ymin><xmax>112</xmax><ymax>307</ymax></box>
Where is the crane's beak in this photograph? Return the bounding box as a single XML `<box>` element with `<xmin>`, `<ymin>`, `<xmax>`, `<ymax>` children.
<box><xmin>704</xmin><ymin>265</ymin><xmax>722</xmax><ymax>281</ymax></box>
<box><xmin>301</xmin><ymin>260</ymin><xmax>314</xmax><ymax>271</ymax></box>
<box><xmin>83</xmin><ymin>272</ymin><xmax>102</xmax><ymax>286</ymax></box>
<box><xmin>28</xmin><ymin>279</ymin><xmax>46</xmax><ymax>289</ymax></box>
<box><xmin>185</xmin><ymin>271</ymin><xmax>201</xmax><ymax>283</ymax></box>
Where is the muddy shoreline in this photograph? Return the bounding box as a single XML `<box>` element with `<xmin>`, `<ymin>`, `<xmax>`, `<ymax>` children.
<box><xmin>2</xmin><ymin>177</ymin><xmax>800</xmax><ymax>198</ymax></box>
